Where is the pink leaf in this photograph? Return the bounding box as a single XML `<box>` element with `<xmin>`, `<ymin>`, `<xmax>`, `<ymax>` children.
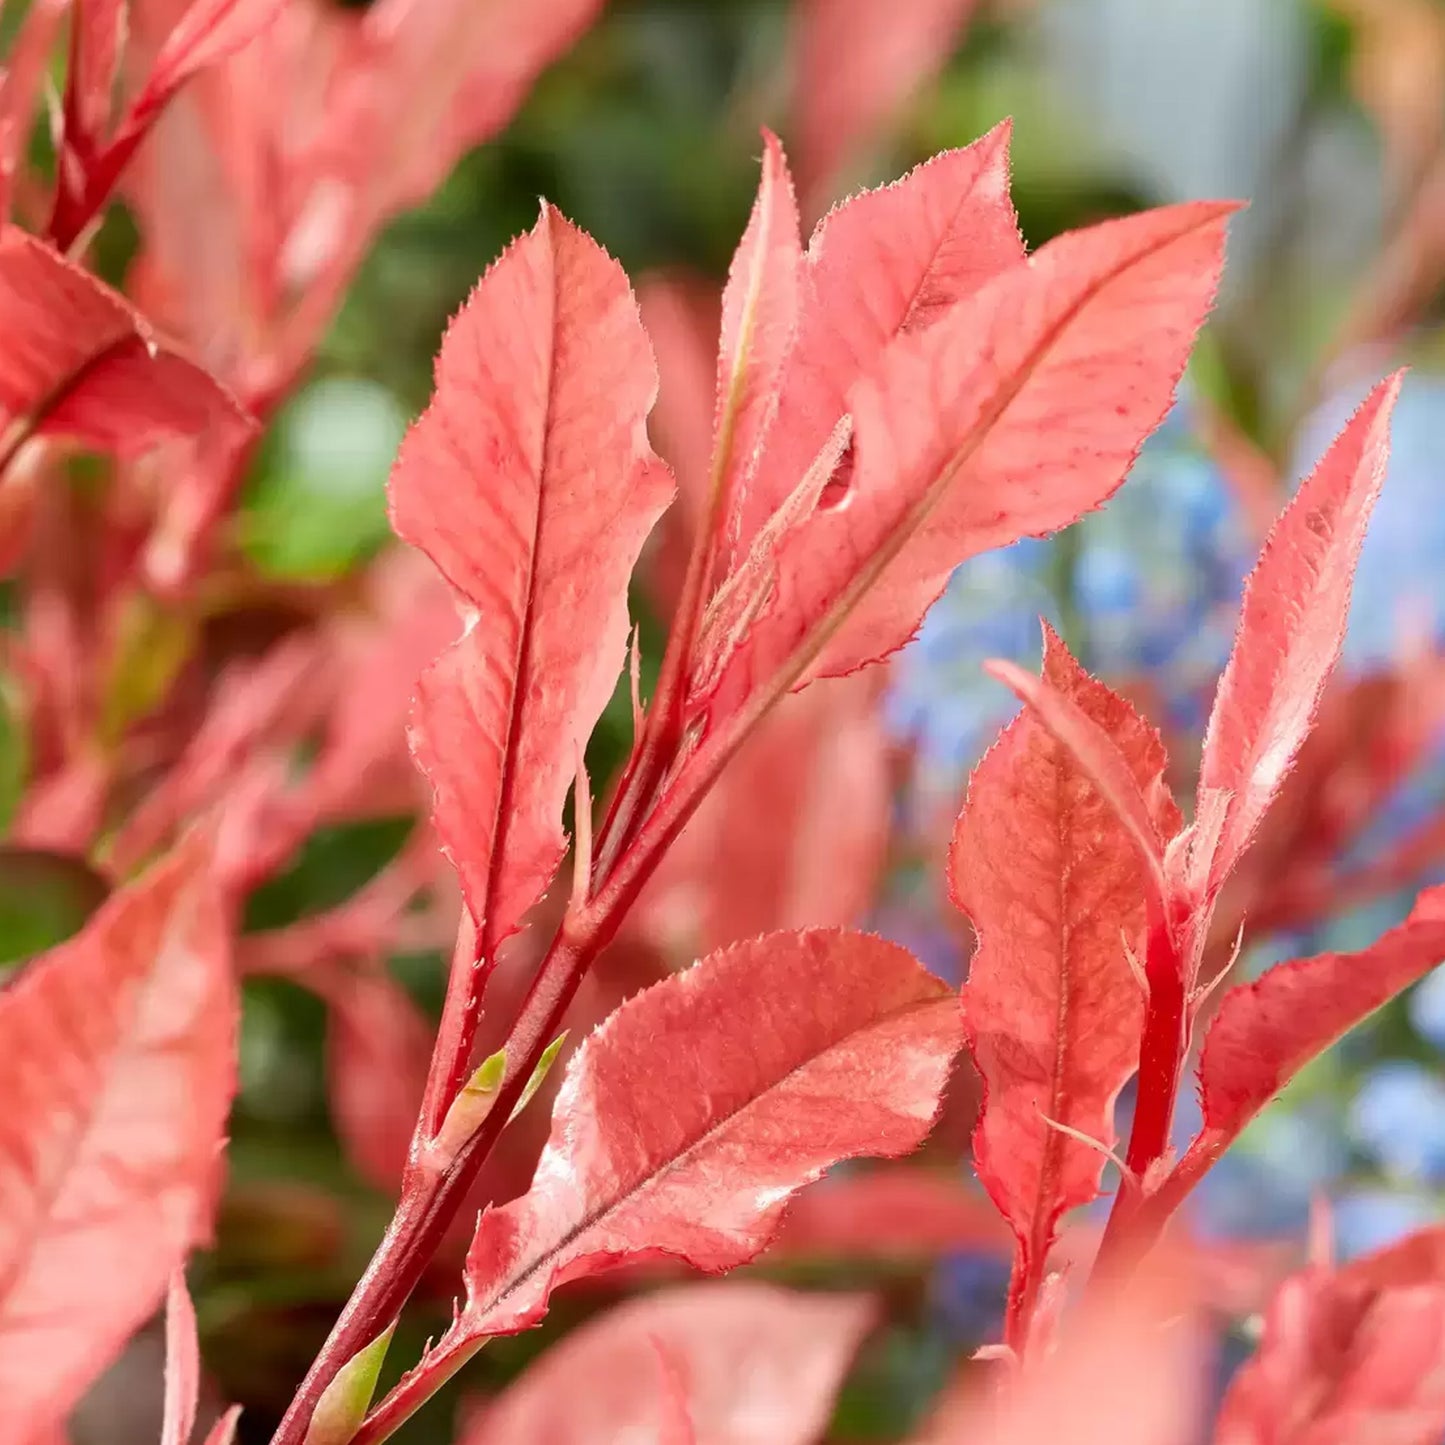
<box><xmin>937</xmin><ymin>1265</ymin><xmax>1203</xmax><ymax>1445</ymax></box>
<box><xmin>715</xmin><ymin>200</ymin><xmax>1232</xmax><ymax>707</ymax></box>
<box><xmin>771</xmin><ymin>1166</ymin><xmax>1010</xmax><ymax>1261</ymax></box>
<box><xmin>637</xmin><ymin>275</ymin><xmax>720</xmax><ymax>516</ymax></box>
<box><xmin>0</xmin><ymin>0</ymin><xmax>70</xmax><ymax>219</ymax></box>
<box><xmin>389</xmin><ymin>204</ymin><xmax>672</xmax><ymax>956</ymax></box>
<box><xmin>1215</xmin><ymin>1227</ymin><xmax>1445</xmax><ymax>1445</ymax></box>
<box><xmin>133</xmin><ymin>0</ymin><xmax>289</xmax><ymax>116</ymax></box>
<box><xmin>632</xmin><ymin>672</ymin><xmax>889</xmax><ymax>957</ymax></box>
<box><xmin>984</xmin><ymin>652</ymin><xmax>1172</xmax><ymax>919</ymax></box>
<box><xmin>951</xmin><ymin>629</ymin><xmax>1180</xmax><ymax>1329</ymax></box>
<box><xmin>459</xmin><ymin>929</ymin><xmax>961</xmax><ymax>1338</ymax></box>
<box><xmin>1187</xmin><ymin>885</ymin><xmax>1445</xmax><ymax>1177</ymax></box>
<box><xmin>109</xmin><ymin>633</ymin><xmax>327</xmax><ymax>875</ymax></box>
<box><xmin>1195</xmin><ymin>374</ymin><xmax>1402</xmax><ymax>895</ymax></box>
<box><xmin>732</xmin><ymin>123</ymin><xmax>1022</xmax><ymax>568</ymax></box>
<box><xmin>69</xmin><ymin>0</ymin><xmax>129</xmax><ymax>145</ymax></box>
<box><xmin>161</xmin><ymin>1271</ymin><xmax>199</xmax><ymax>1445</ymax></box>
<box><xmin>0</xmin><ymin>228</ymin><xmax>251</xmax><ymax>468</ymax></box>
<box><xmin>654</xmin><ymin>1340</ymin><xmax>699</xmax><ymax>1445</ymax></box>
<box><xmin>296</xmin><ymin>555</ymin><xmax>460</xmax><ymax>827</ymax></box>
<box><xmin>332</xmin><ymin>0</ymin><xmax>605</xmax><ymax>220</ymax></box>
<box><xmin>325</xmin><ymin>969</ymin><xmax>431</xmax><ymax>1193</ymax></box>
<box><xmin>123</xmin><ymin>0</ymin><xmax>604</xmax><ymax>396</ymax></box>
<box><xmin>710</xmin><ymin>130</ymin><xmax>803</xmax><ymax>546</ymax></box>
<box><xmin>460</xmin><ymin>1282</ymin><xmax>873</xmax><ymax>1445</ymax></box>
<box><xmin>790</xmin><ymin>0</ymin><xmax>983</xmax><ymax>210</ymax></box>
<box><xmin>201</xmin><ymin>1407</ymin><xmax>242</xmax><ymax>1445</ymax></box>
<box><xmin>636</xmin><ymin>274</ymin><xmax>721</xmax><ymax>616</ymax></box>
<box><xmin>0</xmin><ymin>834</ymin><xmax>238</xmax><ymax>1437</ymax></box>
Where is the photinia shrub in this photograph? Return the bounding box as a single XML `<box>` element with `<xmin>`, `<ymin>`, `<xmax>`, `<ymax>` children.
<box><xmin>3</xmin><ymin>3</ymin><xmax>1445</xmax><ymax>1444</ymax></box>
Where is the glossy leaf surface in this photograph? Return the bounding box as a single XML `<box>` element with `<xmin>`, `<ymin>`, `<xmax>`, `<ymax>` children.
<box><xmin>458</xmin><ymin>928</ymin><xmax>961</xmax><ymax>1337</ymax></box>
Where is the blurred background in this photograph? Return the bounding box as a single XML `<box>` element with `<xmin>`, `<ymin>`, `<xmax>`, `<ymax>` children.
<box><xmin>9</xmin><ymin>0</ymin><xmax>1445</xmax><ymax>1439</ymax></box>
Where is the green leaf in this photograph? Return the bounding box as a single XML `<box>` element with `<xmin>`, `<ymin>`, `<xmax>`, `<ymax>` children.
<box><xmin>303</xmin><ymin>1321</ymin><xmax>397</xmax><ymax>1445</ymax></box>
<box><xmin>509</xmin><ymin>1031</ymin><xmax>569</xmax><ymax>1122</ymax></box>
<box><xmin>100</xmin><ymin>594</ymin><xmax>196</xmax><ymax>744</ymax></box>
<box><xmin>0</xmin><ymin>847</ymin><xmax>109</xmax><ymax>966</ymax></box>
<box><xmin>0</xmin><ymin>675</ymin><xmax>26</xmax><ymax>834</ymax></box>
<box><xmin>425</xmin><ymin>1048</ymin><xmax>507</xmax><ymax>1170</ymax></box>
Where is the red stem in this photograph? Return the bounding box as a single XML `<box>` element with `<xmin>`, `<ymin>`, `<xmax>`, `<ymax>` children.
<box><xmin>270</xmin><ymin>629</ymin><xmax>803</xmax><ymax>1442</ymax></box>
<box><xmin>1092</xmin><ymin>916</ymin><xmax>1191</xmax><ymax>1278</ymax></box>
<box><xmin>1002</xmin><ymin>1259</ymin><xmax>1039</xmax><ymax>1358</ymax></box>
<box><xmin>413</xmin><ymin>913</ymin><xmax>485</xmax><ymax>1144</ymax></box>
<box><xmin>267</xmin><ymin>928</ymin><xmax>593</xmax><ymax>1445</ymax></box>
<box><xmin>1123</xmin><ymin>917</ymin><xmax>1188</xmax><ymax>1179</ymax></box>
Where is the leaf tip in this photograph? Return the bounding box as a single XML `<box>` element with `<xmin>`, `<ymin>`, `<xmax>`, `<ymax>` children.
<box><xmin>303</xmin><ymin>1320</ymin><xmax>397</xmax><ymax>1445</ymax></box>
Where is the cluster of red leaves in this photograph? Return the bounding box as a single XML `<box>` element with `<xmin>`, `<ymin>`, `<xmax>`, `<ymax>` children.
<box><xmin>4</xmin><ymin>2</ymin><xmax>1445</xmax><ymax>1444</ymax></box>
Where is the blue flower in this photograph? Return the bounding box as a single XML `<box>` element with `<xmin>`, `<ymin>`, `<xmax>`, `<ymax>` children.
<box><xmin>1409</xmin><ymin>965</ymin><xmax>1445</xmax><ymax>1050</ymax></box>
<box><xmin>1330</xmin><ymin>1186</ymin><xmax>1438</xmax><ymax>1259</ymax></box>
<box><xmin>884</xmin><ymin>397</ymin><xmax>1252</xmax><ymax>779</ymax></box>
<box><xmin>931</xmin><ymin>1248</ymin><xmax>1011</xmax><ymax>1343</ymax></box>
<box><xmin>1348</xmin><ymin>1060</ymin><xmax>1445</xmax><ymax>1183</ymax></box>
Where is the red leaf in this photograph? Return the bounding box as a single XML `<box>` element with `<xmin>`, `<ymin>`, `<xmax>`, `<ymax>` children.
<box><xmin>296</xmin><ymin>553</ymin><xmax>460</xmax><ymax>827</ymax></box>
<box><xmin>389</xmin><ymin>204</ymin><xmax>672</xmax><ymax>956</ymax></box>
<box><xmin>124</xmin><ymin>0</ymin><xmax>603</xmax><ymax>393</ymax></box>
<box><xmin>161</xmin><ymin>1271</ymin><xmax>199</xmax><ymax>1445</ymax></box>
<box><xmin>1195</xmin><ymin>374</ymin><xmax>1402</xmax><ymax>895</ymax></box>
<box><xmin>0</xmin><ymin>228</ymin><xmax>251</xmax><ymax>468</ymax></box>
<box><xmin>0</xmin><ymin>834</ymin><xmax>238</xmax><ymax>1437</ymax></box>
<box><xmin>716</xmin><ymin>201</ymin><xmax>1232</xmax><ymax>707</ymax></box>
<box><xmin>928</xmin><ymin>1264</ymin><xmax>1202</xmax><ymax>1445</ymax></box>
<box><xmin>790</xmin><ymin>0</ymin><xmax>983</xmax><ymax>211</ymax></box>
<box><xmin>1185</xmin><ymin>885</ymin><xmax>1445</xmax><ymax>1179</ymax></box>
<box><xmin>983</xmin><ymin>651</ymin><xmax>1172</xmax><ymax>917</ymax></box>
<box><xmin>771</xmin><ymin>1165</ymin><xmax>1010</xmax><ymax>1261</ymax></box>
<box><xmin>460</xmin><ymin>1282</ymin><xmax>873</xmax><ymax>1445</ymax></box>
<box><xmin>654</xmin><ymin>1340</ymin><xmax>699</xmax><ymax>1445</ymax></box>
<box><xmin>133</xmin><ymin>0</ymin><xmax>289</xmax><ymax>116</ymax></box>
<box><xmin>710</xmin><ymin>131</ymin><xmax>803</xmax><ymax>546</ymax></box>
<box><xmin>1215</xmin><ymin>1227</ymin><xmax>1445</xmax><ymax>1445</ymax></box>
<box><xmin>632</xmin><ymin>672</ymin><xmax>889</xmax><ymax>957</ymax></box>
<box><xmin>732</xmin><ymin>123</ymin><xmax>1022</xmax><ymax>568</ymax></box>
<box><xmin>0</xmin><ymin>0</ymin><xmax>67</xmax><ymax>219</ymax></box>
<box><xmin>201</xmin><ymin>1408</ymin><xmax>242</xmax><ymax>1445</ymax></box>
<box><xmin>325</xmin><ymin>969</ymin><xmax>431</xmax><ymax>1194</ymax></box>
<box><xmin>637</xmin><ymin>275</ymin><xmax>720</xmax><ymax>513</ymax></box>
<box><xmin>52</xmin><ymin>0</ymin><xmax>287</xmax><ymax>248</ymax></box>
<box><xmin>459</xmin><ymin>929</ymin><xmax>960</xmax><ymax>1338</ymax></box>
<box><xmin>951</xmin><ymin>629</ymin><xmax>1180</xmax><ymax>1331</ymax></box>
<box><xmin>324</xmin><ymin>0</ymin><xmax>605</xmax><ymax>221</ymax></box>
<box><xmin>636</xmin><ymin>274</ymin><xmax>721</xmax><ymax>615</ymax></box>
<box><xmin>109</xmin><ymin>632</ymin><xmax>326</xmax><ymax>875</ymax></box>
<box><xmin>69</xmin><ymin>0</ymin><xmax>129</xmax><ymax>146</ymax></box>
